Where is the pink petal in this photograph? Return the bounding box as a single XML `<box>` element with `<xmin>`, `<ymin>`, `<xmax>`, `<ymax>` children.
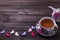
<box><xmin>6</xmin><ymin>33</ymin><xmax>10</xmax><ymax>37</ymax></box>
<box><xmin>31</xmin><ymin>32</ymin><xmax>36</xmax><ymax>37</ymax></box>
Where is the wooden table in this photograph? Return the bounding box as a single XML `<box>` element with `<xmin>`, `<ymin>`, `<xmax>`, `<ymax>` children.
<box><xmin>0</xmin><ymin>0</ymin><xmax>60</xmax><ymax>40</ymax></box>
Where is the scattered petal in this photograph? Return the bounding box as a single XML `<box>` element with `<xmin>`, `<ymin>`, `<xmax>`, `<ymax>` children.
<box><xmin>31</xmin><ymin>32</ymin><xmax>36</xmax><ymax>37</ymax></box>
<box><xmin>21</xmin><ymin>31</ymin><xmax>26</xmax><ymax>36</ymax></box>
<box><xmin>6</xmin><ymin>33</ymin><xmax>10</xmax><ymax>37</ymax></box>
<box><xmin>15</xmin><ymin>32</ymin><xmax>19</xmax><ymax>36</ymax></box>
<box><xmin>0</xmin><ymin>30</ymin><xmax>5</xmax><ymax>34</ymax></box>
<box><xmin>31</xmin><ymin>26</ymin><xmax>35</xmax><ymax>29</ymax></box>
<box><xmin>28</xmin><ymin>28</ymin><xmax>32</xmax><ymax>32</ymax></box>
<box><xmin>10</xmin><ymin>30</ymin><xmax>15</xmax><ymax>34</ymax></box>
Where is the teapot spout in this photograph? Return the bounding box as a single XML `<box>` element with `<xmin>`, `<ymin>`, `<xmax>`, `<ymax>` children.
<box><xmin>48</xmin><ymin>6</ymin><xmax>56</xmax><ymax>11</ymax></box>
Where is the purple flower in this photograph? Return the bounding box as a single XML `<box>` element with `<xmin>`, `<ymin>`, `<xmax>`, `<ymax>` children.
<box><xmin>54</xmin><ymin>13</ymin><xmax>60</xmax><ymax>18</ymax></box>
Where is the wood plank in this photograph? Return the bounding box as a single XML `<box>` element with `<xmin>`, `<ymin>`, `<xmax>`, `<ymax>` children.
<box><xmin>0</xmin><ymin>11</ymin><xmax>51</xmax><ymax>15</ymax></box>
<box><xmin>0</xmin><ymin>26</ymin><xmax>29</xmax><ymax>30</ymax></box>
<box><xmin>0</xmin><ymin>0</ymin><xmax>59</xmax><ymax>7</ymax></box>
<box><xmin>0</xmin><ymin>5</ymin><xmax>50</xmax><ymax>9</ymax></box>
<box><xmin>51</xmin><ymin>0</ymin><xmax>60</xmax><ymax>2</ymax></box>
<box><xmin>0</xmin><ymin>8</ymin><xmax>51</xmax><ymax>13</ymax></box>
<box><xmin>1</xmin><ymin>12</ymin><xmax>51</xmax><ymax>16</ymax></box>
<box><xmin>0</xmin><ymin>0</ymin><xmax>59</xmax><ymax>3</ymax></box>
<box><xmin>0</xmin><ymin>0</ymin><xmax>60</xmax><ymax>5</ymax></box>
<box><xmin>4</xmin><ymin>22</ymin><xmax>36</xmax><ymax>26</ymax></box>
<box><xmin>8</xmin><ymin>15</ymin><xmax>51</xmax><ymax>22</ymax></box>
<box><xmin>0</xmin><ymin>8</ymin><xmax>19</xmax><ymax>12</ymax></box>
<box><xmin>0</xmin><ymin>0</ymin><xmax>50</xmax><ymax>4</ymax></box>
<box><xmin>0</xmin><ymin>2</ymin><xmax>49</xmax><ymax>5</ymax></box>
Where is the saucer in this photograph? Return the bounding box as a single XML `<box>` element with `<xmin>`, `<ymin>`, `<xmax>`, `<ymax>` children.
<box><xmin>36</xmin><ymin>23</ymin><xmax>58</xmax><ymax>37</ymax></box>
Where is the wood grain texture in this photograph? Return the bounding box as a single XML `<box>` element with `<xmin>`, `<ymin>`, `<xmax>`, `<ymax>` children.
<box><xmin>0</xmin><ymin>0</ymin><xmax>60</xmax><ymax>40</ymax></box>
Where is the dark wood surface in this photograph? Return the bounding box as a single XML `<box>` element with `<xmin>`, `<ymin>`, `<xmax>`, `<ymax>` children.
<box><xmin>0</xmin><ymin>0</ymin><xmax>60</xmax><ymax>40</ymax></box>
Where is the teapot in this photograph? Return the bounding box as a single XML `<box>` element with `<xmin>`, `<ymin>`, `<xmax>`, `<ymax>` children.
<box><xmin>49</xmin><ymin>6</ymin><xmax>60</xmax><ymax>22</ymax></box>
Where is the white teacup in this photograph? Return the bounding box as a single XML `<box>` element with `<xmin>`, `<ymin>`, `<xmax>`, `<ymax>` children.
<box><xmin>36</xmin><ymin>17</ymin><xmax>58</xmax><ymax>36</ymax></box>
